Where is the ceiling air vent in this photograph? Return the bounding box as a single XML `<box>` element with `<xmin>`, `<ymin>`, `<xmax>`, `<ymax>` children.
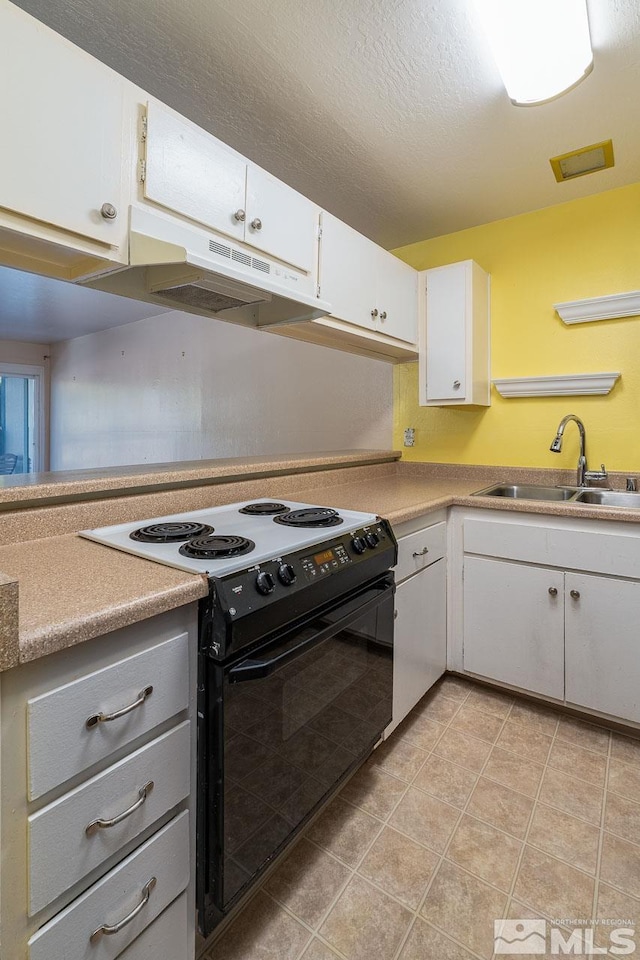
<box><xmin>550</xmin><ymin>140</ymin><xmax>614</xmax><ymax>182</ymax></box>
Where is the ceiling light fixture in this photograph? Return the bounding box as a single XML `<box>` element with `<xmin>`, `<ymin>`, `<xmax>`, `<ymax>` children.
<box><xmin>473</xmin><ymin>0</ymin><xmax>593</xmax><ymax>106</ymax></box>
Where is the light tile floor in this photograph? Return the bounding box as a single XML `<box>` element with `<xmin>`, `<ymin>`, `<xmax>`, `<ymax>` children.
<box><xmin>206</xmin><ymin>676</ymin><xmax>640</xmax><ymax>960</ymax></box>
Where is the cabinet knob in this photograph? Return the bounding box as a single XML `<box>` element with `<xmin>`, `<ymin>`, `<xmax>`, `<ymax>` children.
<box><xmin>371</xmin><ymin>308</ymin><xmax>379</xmax><ymax>318</ymax></box>
<box><xmin>380</xmin><ymin>311</ymin><xmax>387</xmax><ymax>321</ymax></box>
<box><xmin>250</xmin><ymin>217</ymin><xmax>263</xmax><ymax>231</ymax></box>
<box><xmin>548</xmin><ymin>587</ymin><xmax>558</xmax><ymax>597</ymax></box>
<box><xmin>100</xmin><ymin>202</ymin><xmax>117</xmax><ymax>220</ymax></box>
<box><xmin>570</xmin><ymin>589</ymin><xmax>581</xmax><ymax>600</ymax></box>
<box><xmin>234</xmin><ymin>209</ymin><xmax>246</xmax><ymax>222</ymax></box>
<box><xmin>453</xmin><ymin>380</ymin><xmax>461</xmax><ymax>389</ymax></box>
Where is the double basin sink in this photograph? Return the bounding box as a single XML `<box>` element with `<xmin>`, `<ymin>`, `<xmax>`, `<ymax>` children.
<box><xmin>473</xmin><ymin>483</ymin><xmax>640</xmax><ymax>509</ymax></box>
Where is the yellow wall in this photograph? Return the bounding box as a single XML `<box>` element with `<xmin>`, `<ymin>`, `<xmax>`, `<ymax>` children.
<box><xmin>393</xmin><ymin>181</ymin><xmax>640</xmax><ymax>470</ymax></box>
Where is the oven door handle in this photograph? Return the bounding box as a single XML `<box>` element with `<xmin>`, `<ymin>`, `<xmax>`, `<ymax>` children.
<box><xmin>228</xmin><ymin>587</ymin><xmax>391</xmax><ymax>683</ymax></box>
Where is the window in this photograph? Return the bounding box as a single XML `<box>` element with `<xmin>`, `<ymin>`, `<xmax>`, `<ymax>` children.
<box><xmin>0</xmin><ymin>363</ymin><xmax>44</xmax><ymax>474</ymax></box>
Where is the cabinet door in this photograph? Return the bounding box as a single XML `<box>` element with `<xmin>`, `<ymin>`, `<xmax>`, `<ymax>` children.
<box><xmin>390</xmin><ymin>559</ymin><xmax>446</xmax><ymax>734</ymax></box>
<box><xmin>245</xmin><ymin>167</ymin><xmax>318</xmax><ymax>273</ymax></box>
<box><xmin>425</xmin><ymin>261</ymin><xmax>469</xmax><ymax>401</ymax></box>
<box><xmin>463</xmin><ymin>557</ymin><xmax>564</xmax><ymax>699</ymax></box>
<box><xmin>0</xmin><ymin>4</ymin><xmax>126</xmax><ymax>248</ymax></box>
<box><xmin>143</xmin><ymin>101</ymin><xmax>247</xmax><ymax>241</ymax></box>
<box><xmin>565</xmin><ymin>572</ymin><xmax>640</xmax><ymax>723</ymax></box>
<box><xmin>375</xmin><ymin>250</ymin><xmax>418</xmax><ymax>345</ymax></box>
<box><xmin>319</xmin><ymin>213</ymin><xmax>378</xmax><ymax>331</ymax></box>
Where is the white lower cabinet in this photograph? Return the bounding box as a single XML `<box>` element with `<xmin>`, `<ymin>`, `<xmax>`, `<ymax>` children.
<box><xmin>0</xmin><ymin>607</ymin><xmax>197</xmax><ymax>960</ymax></box>
<box><xmin>392</xmin><ymin>559</ymin><xmax>447</xmax><ymax>733</ymax></box>
<box><xmin>28</xmin><ymin>812</ymin><xmax>189</xmax><ymax>960</ymax></box>
<box><xmin>463</xmin><ymin>557</ymin><xmax>564</xmax><ymax>700</ymax></box>
<box><xmin>388</xmin><ymin>517</ymin><xmax>447</xmax><ymax>735</ymax></box>
<box><xmin>119</xmin><ymin>893</ymin><xmax>188</xmax><ymax>960</ymax></box>
<box><xmin>459</xmin><ymin>510</ymin><xmax>640</xmax><ymax>726</ymax></box>
<box><xmin>28</xmin><ymin>720</ymin><xmax>191</xmax><ymax>915</ymax></box>
<box><xmin>565</xmin><ymin>572</ymin><xmax>640</xmax><ymax>723</ymax></box>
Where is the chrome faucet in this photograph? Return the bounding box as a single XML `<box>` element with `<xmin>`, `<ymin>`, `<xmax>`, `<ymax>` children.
<box><xmin>550</xmin><ymin>414</ymin><xmax>609</xmax><ymax>487</ymax></box>
<box><xmin>550</xmin><ymin>414</ymin><xmax>589</xmax><ymax>486</ymax></box>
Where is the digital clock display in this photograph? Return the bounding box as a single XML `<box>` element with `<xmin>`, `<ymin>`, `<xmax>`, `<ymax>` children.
<box><xmin>313</xmin><ymin>549</ymin><xmax>335</xmax><ymax>565</ymax></box>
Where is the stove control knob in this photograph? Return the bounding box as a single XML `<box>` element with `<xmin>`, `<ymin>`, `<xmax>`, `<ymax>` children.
<box><xmin>277</xmin><ymin>563</ymin><xmax>297</xmax><ymax>586</ymax></box>
<box><xmin>365</xmin><ymin>532</ymin><xmax>380</xmax><ymax>549</ymax></box>
<box><xmin>255</xmin><ymin>571</ymin><xmax>275</xmax><ymax>595</ymax></box>
<box><xmin>351</xmin><ymin>536</ymin><xmax>366</xmax><ymax>555</ymax></box>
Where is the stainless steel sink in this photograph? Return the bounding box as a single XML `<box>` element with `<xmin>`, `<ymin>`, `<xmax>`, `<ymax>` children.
<box><xmin>574</xmin><ymin>489</ymin><xmax>640</xmax><ymax>508</ymax></box>
<box><xmin>472</xmin><ymin>483</ymin><xmax>579</xmax><ymax>502</ymax></box>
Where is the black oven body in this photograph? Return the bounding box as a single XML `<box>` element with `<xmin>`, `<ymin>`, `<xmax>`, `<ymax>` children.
<box><xmin>196</xmin><ymin>521</ymin><xmax>396</xmax><ymax>936</ymax></box>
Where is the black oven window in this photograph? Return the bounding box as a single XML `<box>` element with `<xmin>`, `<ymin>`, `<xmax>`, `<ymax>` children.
<box><xmin>221</xmin><ymin>600</ymin><xmax>393</xmax><ymax>907</ymax></box>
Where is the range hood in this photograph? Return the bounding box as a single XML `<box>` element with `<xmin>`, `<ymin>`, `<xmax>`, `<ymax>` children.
<box><xmin>81</xmin><ymin>207</ymin><xmax>331</xmax><ymax>327</ymax></box>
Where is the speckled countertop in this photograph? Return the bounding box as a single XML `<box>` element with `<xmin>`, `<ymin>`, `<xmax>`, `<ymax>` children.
<box><xmin>0</xmin><ymin>449</ymin><xmax>398</xmax><ymax>507</ymax></box>
<box><xmin>3</xmin><ymin>454</ymin><xmax>640</xmax><ymax>673</ymax></box>
<box><xmin>0</xmin><ymin>536</ymin><xmax>208</xmax><ymax>671</ymax></box>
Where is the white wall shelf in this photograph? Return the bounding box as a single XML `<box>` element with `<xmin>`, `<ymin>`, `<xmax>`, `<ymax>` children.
<box><xmin>492</xmin><ymin>373</ymin><xmax>621</xmax><ymax>398</ymax></box>
<box><xmin>554</xmin><ymin>291</ymin><xmax>640</xmax><ymax>324</ymax></box>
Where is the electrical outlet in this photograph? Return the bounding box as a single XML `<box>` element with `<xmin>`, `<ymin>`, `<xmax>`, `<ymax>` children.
<box><xmin>403</xmin><ymin>427</ymin><xmax>415</xmax><ymax>447</ymax></box>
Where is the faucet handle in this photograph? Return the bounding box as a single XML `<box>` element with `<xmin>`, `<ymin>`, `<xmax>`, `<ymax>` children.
<box><xmin>583</xmin><ymin>464</ymin><xmax>609</xmax><ymax>487</ymax></box>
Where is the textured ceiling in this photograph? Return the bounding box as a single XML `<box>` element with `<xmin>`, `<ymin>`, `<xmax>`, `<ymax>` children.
<box><xmin>11</xmin><ymin>0</ymin><xmax>640</xmax><ymax>248</ymax></box>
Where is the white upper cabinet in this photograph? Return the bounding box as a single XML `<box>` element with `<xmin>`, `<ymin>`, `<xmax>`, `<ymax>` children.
<box><xmin>143</xmin><ymin>101</ymin><xmax>247</xmax><ymax>244</ymax></box>
<box><xmin>319</xmin><ymin>213</ymin><xmax>379</xmax><ymax>332</ymax></box>
<box><xmin>375</xmin><ymin>245</ymin><xmax>419</xmax><ymax>345</ymax></box>
<box><xmin>142</xmin><ymin>102</ymin><xmax>318</xmax><ymax>274</ymax></box>
<box><xmin>245</xmin><ymin>166</ymin><xmax>318</xmax><ymax>273</ymax></box>
<box><xmin>319</xmin><ymin>213</ymin><xmax>418</xmax><ymax>345</ymax></box>
<box><xmin>0</xmin><ymin>3</ymin><xmax>127</xmax><ymax>256</ymax></box>
<box><xmin>421</xmin><ymin>260</ymin><xmax>490</xmax><ymax>406</ymax></box>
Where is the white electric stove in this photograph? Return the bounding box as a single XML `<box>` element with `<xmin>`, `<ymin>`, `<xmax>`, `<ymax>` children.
<box><xmin>80</xmin><ymin>499</ymin><xmax>379</xmax><ymax>576</ymax></box>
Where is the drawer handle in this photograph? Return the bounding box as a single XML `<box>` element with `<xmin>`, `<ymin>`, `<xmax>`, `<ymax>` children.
<box><xmin>85</xmin><ymin>781</ymin><xmax>154</xmax><ymax>836</ymax></box>
<box><xmin>89</xmin><ymin>876</ymin><xmax>157</xmax><ymax>944</ymax></box>
<box><xmin>412</xmin><ymin>547</ymin><xmax>429</xmax><ymax>557</ymax></box>
<box><xmin>86</xmin><ymin>685</ymin><xmax>153</xmax><ymax>729</ymax></box>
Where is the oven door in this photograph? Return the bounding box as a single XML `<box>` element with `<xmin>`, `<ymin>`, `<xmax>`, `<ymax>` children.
<box><xmin>197</xmin><ymin>572</ymin><xmax>394</xmax><ymax>934</ymax></box>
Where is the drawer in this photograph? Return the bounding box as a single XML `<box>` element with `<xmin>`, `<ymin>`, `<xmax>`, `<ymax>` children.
<box><xmin>118</xmin><ymin>893</ymin><xmax>189</xmax><ymax>960</ymax></box>
<box><xmin>464</xmin><ymin>517</ymin><xmax>640</xmax><ymax>579</ymax></box>
<box><xmin>395</xmin><ymin>521</ymin><xmax>446</xmax><ymax>583</ymax></box>
<box><xmin>28</xmin><ymin>811</ymin><xmax>190</xmax><ymax>960</ymax></box>
<box><xmin>28</xmin><ymin>721</ymin><xmax>191</xmax><ymax>915</ymax></box>
<box><xmin>28</xmin><ymin>632</ymin><xmax>189</xmax><ymax>800</ymax></box>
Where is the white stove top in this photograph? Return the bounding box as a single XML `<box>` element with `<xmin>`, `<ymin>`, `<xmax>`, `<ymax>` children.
<box><xmin>80</xmin><ymin>499</ymin><xmax>378</xmax><ymax>576</ymax></box>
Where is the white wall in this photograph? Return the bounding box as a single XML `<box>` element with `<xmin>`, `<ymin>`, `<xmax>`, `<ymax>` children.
<box><xmin>49</xmin><ymin>312</ymin><xmax>393</xmax><ymax>470</ymax></box>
